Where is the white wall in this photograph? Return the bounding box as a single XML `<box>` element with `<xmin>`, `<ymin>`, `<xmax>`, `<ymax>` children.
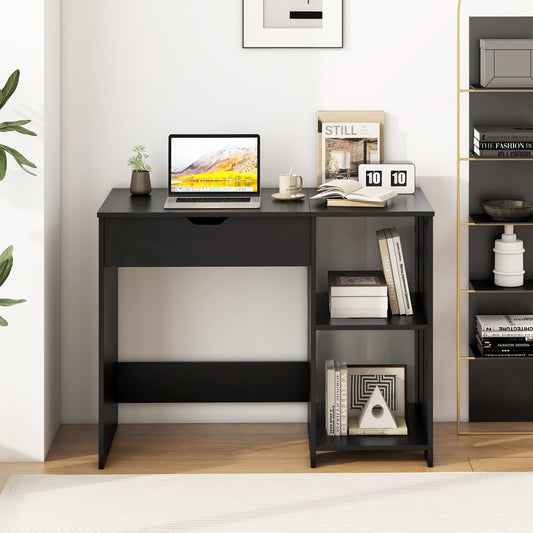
<box><xmin>61</xmin><ymin>0</ymin><xmax>461</xmax><ymax>424</ymax></box>
<box><xmin>0</xmin><ymin>0</ymin><xmax>60</xmax><ymax>461</ymax></box>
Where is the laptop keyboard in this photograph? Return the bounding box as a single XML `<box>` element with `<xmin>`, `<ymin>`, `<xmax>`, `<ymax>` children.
<box><xmin>174</xmin><ymin>197</ymin><xmax>251</xmax><ymax>203</ymax></box>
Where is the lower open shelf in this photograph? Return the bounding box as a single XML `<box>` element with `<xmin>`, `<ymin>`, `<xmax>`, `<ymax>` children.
<box><xmin>312</xmin><ymin>402</ymin><xmax>429</xmax><ymax>452</ymax></box>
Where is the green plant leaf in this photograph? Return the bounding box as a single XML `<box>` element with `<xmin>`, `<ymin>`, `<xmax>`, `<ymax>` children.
<box><xmin>0</xmin><ymin>120</ymin><xmax>36</xmax><ymax>136</ymax></box>
<box><xmin>0</xmin><ymin>144</ymin><xmax>36</xmax><ymax>175</ymax></box>
<box><xmin>0</xmin><ymin>148</ymin><xmax>6</xmax><ymax>181</ymax></box>
<box><xmin>0</xmin><ymin>70</ymin><xmax>20</xmax><ymax>111</ymax></box>
<box><xmin>0</xmin><ymin>298</ymin><xmax>25</xmax><ymax>306</ymax></box>
<box><xmin>0</xmin><ymin>245</ymin><xmax>13</xmax><ymax>264</ymax></box>
<box><xmin>0</xmin><ymin>257</ymin><xmax>13</xmax><ymax>288</ymax></box>
<box><xmin>0</xmin><ymin>315</ymin><xmax>7</xmax><ymax>327</ymax></box>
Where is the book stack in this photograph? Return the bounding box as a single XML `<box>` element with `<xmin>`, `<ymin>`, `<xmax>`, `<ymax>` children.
<box><xmin>375</xmin><ymin>227</ymin><xmax>413</xmax><ymax>315</ymax></box>
<box><xmin>473</xmin><ymin>127</ymin><xmax>533</xmax><ymax>158</ymax></box>
<box><xmin>476</xmin><ymin>315</ymin><xmax>533</xmax><ymax>357</ymax></box>
<box><xmin>325</xmin><ymin>360</ymin><xmax>348</xmax><ymax>436</ymax></box>
<box><xmin>310</xmin><ymin>179</ymin><xmax>397</xmax><ymax>207</ymax></box>
<box><xmin>328</xmin><ymin>271</ymin><xmax>388</xmax><ymax>318</ymax></box>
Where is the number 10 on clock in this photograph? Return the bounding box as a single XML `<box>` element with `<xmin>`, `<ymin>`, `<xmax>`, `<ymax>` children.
<box><xmin>358</xmin><ymin>162</ymin><xmax>415</xmax><ymax>194</ymax></box>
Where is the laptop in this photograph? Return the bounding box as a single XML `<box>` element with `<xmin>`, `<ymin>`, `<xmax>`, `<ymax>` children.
<box><xmin>164</xmin><ymin>134</ymin><xmax>261</xmax><ymax>209</ymax></box>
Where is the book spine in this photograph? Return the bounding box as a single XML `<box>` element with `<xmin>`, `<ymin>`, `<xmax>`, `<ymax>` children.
<box><xmin>329</xmin><ymin>295</ymin><xmax>388</xmax><ymax>308</ymax></box>
<box><xmin>477</xmin><ymin>352</ymin><xmax>533</xmax><ymax>357</ymax></box>
<box><xmin>474</xmin><ymin>148</ymin><xmax>533</xmax><ymax>158</ymax></box>
<box><xmin>474</xmin><ymin>141</ymin><xmax>533</xmax><ymax>150</ymax></box>
<box><xmin>340</xmin><ymin>362</ymin><xmax>348</xmax><ymax>436</ymax></box>
<box><xmin>384</xmin><ymin>228</ymin><xmax>406</xmax><ymax>315</ymax></box>
<box><xmin>478</xmin><ymin>338</ymin><xmax>533</xmax><ymax>348</ymax></box>
<box><xmin>478</xmin><ymin>330</ymin><xmax>533</xmax><ymax>338</ymax></box>
<box><xmin>334</xmin><ymin>361</ymin><xmax>340</xmax><ymax>436</ymax></box>
<box><xmin>479</xmin><ymin>348</ymin><xmax>533</xmax><ymax>355</ymax></box>
<box><xmin>473</xmin><ymin>129</ymin><xmax>533</xmax><ymax>142</ymax></box>
<box><xmin>330</xmin><ymin>308</ymin><xmax>388</xmax><ymax>318</ymax></box>
<box><xmin>325</xmin><ymin>360</ymin><xmax>335</xmax><ymax>436</ymax></box>
<box><xmin>376</xmin><ymin>229</ymin><xmax>400</xmax><ymax>315</ymax></box>
<box><xmin>391</xmin><ymin>228</ymin><xmax>413</xmax><ymax>315</ymax></box>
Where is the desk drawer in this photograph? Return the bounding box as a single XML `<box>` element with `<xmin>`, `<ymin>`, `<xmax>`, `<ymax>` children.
<box><xmin>102</xmin><ymin>216</ymin><xmax>310</xmax><ymax>267</ymax></box>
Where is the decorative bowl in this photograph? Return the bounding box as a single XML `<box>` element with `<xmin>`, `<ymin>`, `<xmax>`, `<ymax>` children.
<box><xmin>482</xmin><ymin>200</ymin><xmax>533</xmax><ymax>221</ymax></box>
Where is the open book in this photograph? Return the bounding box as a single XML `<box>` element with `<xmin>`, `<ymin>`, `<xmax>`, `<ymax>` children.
<box><xmin>310</xmin><ymin>179</ymin><xmax>397</xmax><ymax>207</ymax></box>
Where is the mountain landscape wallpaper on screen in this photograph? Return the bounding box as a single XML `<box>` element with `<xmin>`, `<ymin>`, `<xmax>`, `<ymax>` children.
<box><xmin>171</xmin><ymin>145</ymin><xmax>258</xmax><ymax>191</ymax></box>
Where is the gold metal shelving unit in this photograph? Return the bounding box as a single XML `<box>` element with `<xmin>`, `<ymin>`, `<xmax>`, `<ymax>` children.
<box><xmin>456</xmin><ymin>0</ymin><xmax>533</xmax><ymax>436</ymax></box>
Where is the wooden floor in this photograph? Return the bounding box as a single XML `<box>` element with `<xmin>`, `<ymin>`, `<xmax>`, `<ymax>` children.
<box><xmin>1</xmin><ymin>422</ymin><xmax>533</xmax><ymax>491</ymax></box>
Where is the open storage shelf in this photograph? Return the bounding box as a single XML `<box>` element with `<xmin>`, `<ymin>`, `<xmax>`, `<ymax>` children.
<box><xmin>308</xmin><ymin>189</ymin><xmax>434</xmax><ymax>467</ymax></box>
<box><xmin>457</xmin><ymin>12</ymin><xmax>533</xmax><ymax>435</ymax></box>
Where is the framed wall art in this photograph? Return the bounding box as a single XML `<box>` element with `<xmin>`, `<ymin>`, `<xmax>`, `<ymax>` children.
<box><xmin>317</xmin><ymin>110</ymin><xmax>385</xmax><ymax>185</ymax></box>
<box><xmin>347</xmin><ymin>364</ymin><xmax>406</xmax><ymax>418</ymax></box>
<box><xmin>242</xmin><ymin>0</ymin><xmax>343</xmax><ymax>49</ymax></box>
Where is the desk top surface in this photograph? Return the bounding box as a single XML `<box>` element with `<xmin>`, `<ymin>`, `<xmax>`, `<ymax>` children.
<box><xmin>98</xmin><ymin>188</ymin><xmax>434</xmax><ymax>218</ymax></box>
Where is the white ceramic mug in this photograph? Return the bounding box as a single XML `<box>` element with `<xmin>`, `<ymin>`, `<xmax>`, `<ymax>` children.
<box><xmin>279</xmin><ymin>174</ymin><xmax>303</xmax><ymax>198</ymax></box>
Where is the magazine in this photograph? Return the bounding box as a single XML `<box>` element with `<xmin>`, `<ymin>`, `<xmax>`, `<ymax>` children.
<box><xmin>321</xmin><ymin>122</ymin><xmax>380</xmax><ymax>182</ymax></box>
<box><xmin>310</xmin><ymin>179</ymin><xmax>397</xmax><ymax>204</ymax></box>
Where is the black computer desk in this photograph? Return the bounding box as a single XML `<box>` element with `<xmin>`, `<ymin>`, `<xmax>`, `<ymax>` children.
<box><xmin>97</xmin><ymin>188</ymin><xmax>312</xmax><ymax>468</ymax></box>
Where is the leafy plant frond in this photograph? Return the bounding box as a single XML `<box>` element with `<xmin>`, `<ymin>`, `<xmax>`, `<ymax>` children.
<box><xmin>0</xmin><ymin>147</ymin><xmax>6</xmax><ymax>181</ymax></box>
<box><xmin>0</xmin><ymin>298</ymin><xmax>26</xmax><ymax>306</ymax></box>
<box><xmin>0</xmin><ymin>315</ymin><xmax>7</xmax><ymax>327</ymax></box>
<box><xmin>0</xmin><ymin>120</ymin><xmax>36</xmax><ymax>136</ymax></box>
<box><xmin>127</xmin><ymin>145</ymin><xmax>152</xmax><ymax>172</ymax></box>
<box><xmin>0</xmin><ymin>70</ymin><xmax>20</xmax><ymax>111</ymax></box>
<box><xmin>0</xmin><ymin>144</ymin><xmax>37</xmax><ymax>175</ymax></box>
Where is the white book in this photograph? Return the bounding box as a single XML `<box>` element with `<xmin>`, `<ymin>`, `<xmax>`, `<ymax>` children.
<box><xmin>330</xmin><ymin>295</ymin><xmax>388</xmax><ymax>309</ymax></box>
<box><xmin>325</xmin><ymin>360</ymin><xmax>335</xmax><ymax>436</ymax></box>
<box><xmin>376</xmin><ymin>229</ymin><xmax>400</xmax><ymax>315</ymax></box>
<box><xmin>340</xmin><ymin>362</ymin><xmax>348</xmax><ymax>436</ymax></box>
<box><xmin>330</xmin><ymin>308</ymin><xmax>388</xmax><ymax>318</ymax></box>
<box><xmin>390</xmin><ymin>228</ymin><xmax>412</xmax><ymax>315</ymax></box>
<box><xmin>311</xmin><ymin>179</ymin><xmax>397</xmax><ymax>203</ymax></box>
<box><xmin>384</xmin><ymin>228</ymin><xmax>406</xmax><ymax>315</ymax></box>
<box><xmin>476</xmin><ymin>315</ymin><xmax>533</xmax><ymax>332</ymax></box>
<box><xmin>328</xmin><ymin>271</ymin><xmax>388</xmax><ymax>297</ymax></box>
<box><xmin>334</xmin><ymin>361</ymin><xmax>341</xmax><ymax>436</ymax></box>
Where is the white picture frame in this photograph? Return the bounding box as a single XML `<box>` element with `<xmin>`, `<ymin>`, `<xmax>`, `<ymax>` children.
<box><xmin>242</xmin><ymin>0</ymin><xmax>343</xmax><ymax>49</ymax></box>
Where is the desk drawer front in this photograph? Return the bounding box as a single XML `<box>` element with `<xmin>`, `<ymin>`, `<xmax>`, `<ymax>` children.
<box><xmin>103</xmin><ymin>217</ymin><xmax>310</xmax><ymax>267</ymax></box>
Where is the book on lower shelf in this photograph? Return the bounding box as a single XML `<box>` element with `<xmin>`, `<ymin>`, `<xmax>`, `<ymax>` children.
<box><xmin>324</xmin><ymin>360</ymin><xmax>407</xmax><ymax>436</ymax></box>
<box><xmin>328</xmin><ymin>271</ymin><xmax>388</xmax><ymax>318</ymax></box>
<box><xmin>348</xmin><ymin>416</ymin><xmax>407</xmax><ymax>435</ymax></box>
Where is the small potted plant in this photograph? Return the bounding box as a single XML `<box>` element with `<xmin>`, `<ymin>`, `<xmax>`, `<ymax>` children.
<box><xmin>127</xmin><ymin>144</ymin><xmax>152</xmax><ymax>195</ymax></box>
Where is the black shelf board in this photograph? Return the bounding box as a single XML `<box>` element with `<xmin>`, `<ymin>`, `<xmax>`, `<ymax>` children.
<box><xmin>469</xmin><ymin>279</ymin><xmax>533</xmax><ymax>293</ymax></box>
<box><xmin>309</xmin><ymin>188</ymin><xmax>434</xmax><ymax>218</ymax></box>
<box><xmin>469</xmin><ymin>345</ymin><xmax>533</xmax><ymax>360</ymax></box>
<box><xmin>313</xmin><ymin>403</ymin><xmax>428</xmax><ymax>451</ymax></box>
<box><xmin>469</xmin><ymin>84</ymin><xmax>533</xmax><ymax>92</ymax></box>
<box><xmin>469</xmin><ymin>214</ymin><xmax>533</xmax><ymax>225</ymax></box>
<box><xmin>315</xmin><ymin>292</ymin><xmax>428</xmax><ymax>330</ymax></box>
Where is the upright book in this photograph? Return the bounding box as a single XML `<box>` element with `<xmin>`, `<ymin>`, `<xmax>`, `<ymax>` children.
<box><xmin>376</xmin><ymin>229</ymin><xmax>400</xmax><ymax>315</ymax></box>
<box><xmin>389</xmin><ymin>228</ymin><xmax>412</xmax><ymax>315</ymax></box>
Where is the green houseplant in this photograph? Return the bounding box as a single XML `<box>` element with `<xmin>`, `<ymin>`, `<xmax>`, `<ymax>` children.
<box><xmin>0</xmin><ymin>69</ymin><xmax>37</xmax><ymax>326</ymax></box>
<box><xmin>127</xmin><ymin>144</ymin><xmax>152</xmax><ymax>195</ymax></box>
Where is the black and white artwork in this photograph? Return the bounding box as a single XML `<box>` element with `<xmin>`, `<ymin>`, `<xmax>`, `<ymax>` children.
<box><xmin>243</xmin><ymin>0</ymin><xmax>342</xmax><ymax>48</ymax></box>
<box><xmin>348</xmin><ymin>365</ymin><xmax>406</xmax><ymax>417</ymax></box>
<box><xmin>263</xmin><ymin>0</ymin><xmax>323</xmax><ymax>29</ymax></box>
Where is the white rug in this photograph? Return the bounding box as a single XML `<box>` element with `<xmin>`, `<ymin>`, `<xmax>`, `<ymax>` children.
<box><xmin>1</xmin><ymin>473</ymin><xmax>532</xmax><ymax>532</ymax></box>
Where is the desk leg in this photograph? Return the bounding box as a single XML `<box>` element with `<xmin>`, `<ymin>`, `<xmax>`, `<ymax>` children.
<box><xmin>99</xmin><ymin>265</ymin><xmax>118</xmax><ymax>469</ymax></box>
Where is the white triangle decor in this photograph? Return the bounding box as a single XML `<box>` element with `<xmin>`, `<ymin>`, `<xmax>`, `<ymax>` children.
<box><xmin>358</xmin><ymin>386</ymin><xmax>397</xmax><ymax>429</ymax></box>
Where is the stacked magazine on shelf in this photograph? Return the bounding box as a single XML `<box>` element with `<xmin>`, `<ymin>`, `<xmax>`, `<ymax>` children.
<box><xmin>473</xmin><ymin>127</ymin><xmax>533</xmax><ymax>158</ymax></box>
<box><xmin>476</xmin><ymin>315</ymin><xmax>533</xmax><ymax>357</ymax></box>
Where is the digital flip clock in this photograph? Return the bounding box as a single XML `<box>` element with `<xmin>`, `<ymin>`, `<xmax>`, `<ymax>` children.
<box><xmin>358</xmin><ymin>162</ymin><xmax>416</xmax><ymax>194</ymax></box>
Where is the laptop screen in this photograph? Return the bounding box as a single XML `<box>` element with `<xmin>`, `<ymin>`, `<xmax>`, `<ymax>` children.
<box><xmin>169</xmin><ymin>134</ymin><xmax>260</xmax><ymax>195</ymax></box>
